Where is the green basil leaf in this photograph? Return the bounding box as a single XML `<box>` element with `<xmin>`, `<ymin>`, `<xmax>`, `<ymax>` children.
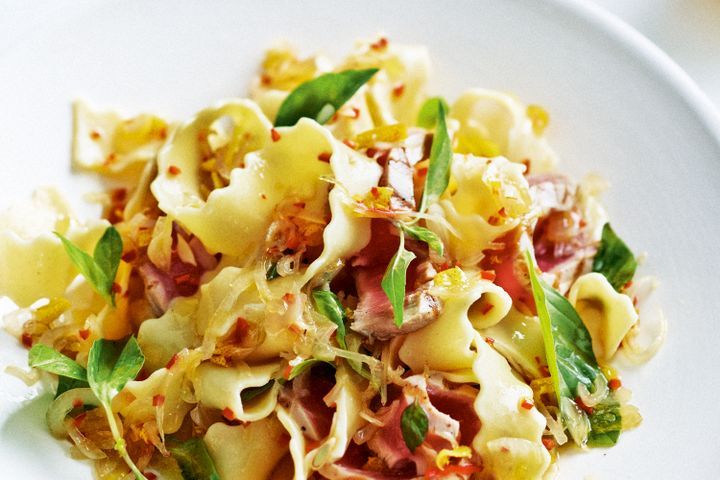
<box><xmin>416</xmin><ymin>97</ymin><xmax>449</xmax><ymax>129</ymax></box>
<box><xmin>266</xmin><ymin>262</ymin><xmax>280</xmax><ymax>280</ymax></box>
<box><xmin>524</xmin><ymin>250</ymin><xmax>621</xmax><ymax>446</ymax></box>
<box><xmin>87</xmin><ymin>337</ymin><xmax>145</xmax><ymax>402</ymax></box>
<box><xmin>592</xmin><ymin>223</ymin><xmax>637</xmax><ymax>291</ymax></box>
<box><xmin>168</xmin><ymin>437</ymin><xmax>221</xmax><ymax>480</ymax></box>
<box><xmin>93</xmin><ymin>226</ymin><xmax>123</xmax><ymax>290</ymax></box>
<box><xmin>56</xmin><ymin>376</ymin><xmax>90</xmax><ymax>397</ymax></box>
<box><xmin>400</xmin><ymin>401</ymin><xmax>428</xmax><ymax>452</ymax></box>
<box><xmin>418</xmin><ymin>100</ymin><xmax>452</xmax><ymax>213</ymax></box>
<box><xmin>288</xmin><ymin>359</ymin><xmax>335</xmax><ymax>381</ymax></box>
<box><xmin>587</xmin><ymin>397</ymin><xmax>622</xmax><ymax>447</ymax></box>
<box><xmin>400</xmin><ymin>223</ymin><xmax>444</xmax><ymax>256</ymax></box>
<box><xmin>381</xmin><ymin>232</ymin><xmax>417</xmax><ymax>327</ymax></box>
<box><xmin>55</xmin><ymin>226</ymin><xmax>123</xmax><ymax>306</ymax></box>
<box><xmin>312</xmin><ymin>289</ymin><xmax>348</xmax><ymax>349</ymax></box>
<box><xmin>240</xmin><ymin>380</ymin><xmax>274</xmax><ymax>404</ymax></box>
<box><xmin>274</xmin><ymin>69</ymin><xmax>379</xmax><ymax>127</ymax></box>
<box><xmin>28</xmin><ymin>344</ymin><xmax>87</xmax><ymax>381</ymax></box>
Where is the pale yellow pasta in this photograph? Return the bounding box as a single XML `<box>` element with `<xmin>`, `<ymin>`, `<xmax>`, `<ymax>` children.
<box><xmin>451</xmin><ymin>89</ymin><xmax>557</xmax><ymax>172</ymax></box>
<box><xmin>568</xmin><ymin>272</ymin><xmax>638</xmax><ymax>361</ymax></box>
<box><xmin>399</xmin><ymin>268</ymin><xmax>512</xmax><ymax>372</ymax></box>
<box><xmin>471</xmin><ymin>335</ymin><xmax>550</xmax><ymax>480</ymax></box>
<box><xmin>427</xmin><ymin>155</ymin><xmax>532</xmax><ymax>265</ymax></box>
<box><xmin>0</xmin><ymin>188</ymin><xmax>109</xmax><ymax>307</ymax></box>
<box><xmin>72</xmin><ymin>100</ymin><xmax>170</xmax><ymax>173</ymax></box>
<box><xmin>194</xmin><ymin>361</ymin><xmax>281</xmax><ymax>422</ymax></box>
<box><xmin>204</xmin><ymin>416</ymin><xmax>289</xmax><ymax>480</ymax></box>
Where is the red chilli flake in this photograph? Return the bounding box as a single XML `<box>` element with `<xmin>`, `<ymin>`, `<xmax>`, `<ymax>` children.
<box><xmin>622</xmin><ymin>280</ymin><xmax>633</xmax><ymax>291</ymax></box>
<box><xmin>121</xmin><ymin>250</ymin><xmax>137</xmax><ymax>263</ymax></box>
<box><xmin>260</xmin><ymin>74</ymin><xmax>272</xmax><ymax>85</ymax></box>
<box><xmin>89</xmin><ymin>130</ymin><xmax>102</xmax><ymax>140</ymax></box>
<box><xmin>608</xmin><ymin>378</ymin><xmax>622</xmax><ymax>391</ymax></box>
<box><xmin>575</xmin><ymin>396</ymin><xmax>594</xmax><ymax>415</ymax></box>
<box><xmin>234</xmin><ymin>317</ymin><xmax>250</xmax><ymax>343</ymax></box>
<box><xmin>222</xmin><ymin>407</ymin><xmax>235</xmax><ymax>421</ymax></box>
<box><xmin>21</xmin><ymin>333</ymin><xmax>33</xmax><ymax>348</ymax></box>
<box><xmin>342</xmin><ymin>139</ymin><xmax>357</xmax><ymax>149</ymax></box>
<box><xmin>520</xmin><ymin>399</ymin><xmax>534</xmax><ymax>410</ymax></box>
<box><xmin>282</xmin><ymin>293</ymin><xmax>295</xmax><ymax>304</ymax></box>
<box><xmin>111</xmin><ymin>282</ymin><xmax>122</xmax><ymax>294</ymax></box>
<box><xmin>370</xmin><ymin>37</ymin><xmax>388</xmax><ymax>50</ymax></box>
<box><xmin>484</xmin><ymin>337</ymin><xmax>495</xmax><ymax>346</ymax></box>
<box><xmin>481</xmin><ymin>303</ymin><xmax>495</xmax><ymax>315</ymax></box>
<box><xmin>480</xmin><ymin>270</ymin><xmax>496</xmax><ymax>281</ymax></box>
<box><xmin>488</xmin><ymin>216</ymin><xmax>501</xmax><ymax>226</ymax></box>
<box><xmin>498</xmin><ymin>207</ymin><xmax>507</xmax><ymax>218</ymax></box>
<box><xmin>392</xmin><ymin>83</ymin><xmax>405</xmax><ymax>98</ymax></box>
<box><xmin>366</xmin><ymin>147</ymin><xmax>378</xmax><ymax>158</ymax></box>
<box><xmin>317</xmin><ymin>152</ymin><xmax>332</xmax><ymax>163</ymax></box>
<box><xmin>152</xmin><ymin>394</ymin><xmax>165</xmax><ymax>407</ymax></box>
<box><xmin>167</xmin><ymin>165</ymin><xmax>181</xmax><ymax>175</ymax></box>
<box><xmin>78</xmin><ymin>329</ymin><xmax>90</xmax><ymax>340</ymax></box>
<box><xmin>260</xmin><ymin>193</ymin><xmax>267</xmax><ymax>200</ymax></box>
<box><xmin>72</xmin><ymin>398</ymin><xmax>84</xmax><ymax>409</ymax></box>
<box><xmin>144</xmin><ymin>473</ymin><xmax>158</xmax><ymax>480</ymax></box>
<box><xmin>165</xmin><ymin>353</ymin><xmax>179</xmax><ymax>370</ymax></box>
<box><xmin>539</xmin><ymin>365</ymin><xmax>551</xmax><ymax>378</ymax></box>
<box><xmin>282</xmin><ymin>364</ymin><xmax>293</xmax><ymax>380</ymax></box>
<box><xmin>542</xmin><ymin>437</ymin><xmax>556</xmax><ymax>451</ymax></box>
<box><xmin>271</xmin><ymin>128</ymin><xmax>281</xmax><ymax>142</ymax></box>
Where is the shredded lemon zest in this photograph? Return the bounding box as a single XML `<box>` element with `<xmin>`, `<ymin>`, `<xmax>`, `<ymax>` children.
<box><xmin>435</xmin><ymin>445</ymin><xmax>473</xmax><ymax>470</ymax></box>
<box><xmin>33</xmin><ymin>297</ymin><xmax>71</xmax><ymax>324</ymax></box>
<box><xmin>355</xmin><ymin>123</ymin><xmax>408</xmax><ymax>148</ymax></box>
<box><xmin>527</xmin><ymin>104</ymin><xmax>549</xmax><ymax>135</ymax></box>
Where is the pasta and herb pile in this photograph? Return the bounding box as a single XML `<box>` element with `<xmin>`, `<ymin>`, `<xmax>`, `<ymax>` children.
<box><xmin>0</xmin><ymin>37</ymin><xmax>665</xmax><ymax>480</ymax></box>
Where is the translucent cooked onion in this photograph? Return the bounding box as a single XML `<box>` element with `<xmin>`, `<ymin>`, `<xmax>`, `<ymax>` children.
<box><xmin>4</xmin><ymin>365</ymin><xmax>39</xmax><ymax>386</ymax></box>
<box><xmin>576</xmin><ymin>375</ymin><xmax>608</xmax><ymax>408</ymax></box>
<box><xmin>620</xmin><ymin>404</ymin><xmax>643</xmax><ymax>431</ymax></box>
<box><xmin>561</xmin><ymin>397</ymin><xmax>590</xmax><ymax>448</ymax></box>
<box><xmin>47</xmin><ymin>388</ymin><xmax>100</xmax><ymax>437</ymax></box>
<box><xmin>65</xmin><ymin>418</ymin><xmax>107</xmax><ymax>460</ymax></box>
<box><xmin>621</xmin><ymin>309</ymin><xmax>667</xmax><ymax>364</ymax></box>
<box><xmin>276</xmin><ymin>254</ymin><xmax>300</xmax><ymax>277</ymax></box>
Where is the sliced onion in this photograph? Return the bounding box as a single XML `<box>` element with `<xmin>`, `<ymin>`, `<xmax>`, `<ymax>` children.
<box><xmin>561</xmin><ymin>397</ymin><xmax>590</xmax><ymax>448</ymax></box>
<box><xmin>47</xmin><ymin>388</ymin><xmax>100</xmax><ymax>437</ymax></box>
<box><xmin>576</xmin><ymin>375</ymin><xmax>608</xmax><ymax>408</ymax></box>
<box><xmin>620</xmin><ymin>404</ymin><xmax>643</xmax><ymax>430</ymax></box>
<box><xmin>621</xmin><ymin>309</ymin><xmax>667</xmax><ymax>364</ymax></box>
<box><xmin>65</xmin><ymin>418</ymin><xmax>107</xmax><ymax>459</ymax></box>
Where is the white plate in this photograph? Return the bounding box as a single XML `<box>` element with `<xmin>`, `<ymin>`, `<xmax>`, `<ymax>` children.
<box><xmin>1</xmin><ymin>1</ymin><xmax>719</xmax><ymax>478</ymax></box>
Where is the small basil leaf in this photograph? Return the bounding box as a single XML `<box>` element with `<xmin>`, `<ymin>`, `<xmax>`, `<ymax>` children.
<box><xmin>418</xmin><ymin>100</ymin><xmax>452</xmax><ymax>213</ymax></box>
<box><xmin>417</xmin><ymin>97</ymin><xmax>449</xmax><ymax>129</ymax></box>
<box><xmin>312</xmin><ymin>289</ymin><xmax>348</xmax><ymax>349</ymax></box>
<box><xmin>56</xmin><ymin>376</ymin><xmax>90</xmax><ymax>397</ymax></box>
<box><xmin>592</xmin><ymin>223</ymin><xmax>637</xmax><ymax>291</ymax></box>
<box><xmin>240</xmin><ymin>380</ymin><xmax>274</xmax><ymax>404</ymax></box>
<box><xmin>381</xmin><ymin>232</ymin><xmax>416</xmax><ymax>327</ymax></box>
<box><xmin>400</xmin><ymin>223</ymin><xmax>444</xmax><ymax>256</ymax></box>
<box><xmin>28</xmin><ymin>344</ymin><xmax>87</xmax><ymax>381</ymax></box>
<box><xmin>274</xmin><ymin>69</ymin><xmax>379</xmax><ymax>127</ymax></box>
<box><xmin>400</xmin><ymin>401</ymin><xmax>428</xmax><ymax>452</ymax></box>
<box><xmin>168</xmin><ymin>437</ymin><xmax>221</xmax><ymax>480</ymax></box>
<box><xmin>587</xmin><ymin>397</ymin><xmax>622</xmax><ymax>447</ymax></box>
<box><xmin>55</xmin><ymin>226</ymin><xmax>123</xmax><ymax>306</ymax></box>
<box><xmin>524</xmin><ymin>250</ymin><xmax>621</xmax><ymax>447</ymax></box>
<box><xmin>87</xmin><ymin>337</ymin><xmax>145</xmax><ymax>402</ymax></box>
<box><xmin>288</xmin><ymin>359</ymin><xmax>335</xmax><ymax>381</ymax></box>
<box><xmin>93</xmin><ymin>226</ymin><xmax>123</xmax><ymax>292</ymax></box>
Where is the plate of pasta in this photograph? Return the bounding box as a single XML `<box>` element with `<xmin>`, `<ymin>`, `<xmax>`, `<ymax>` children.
<box><xmin>1</xmin><ymin>1</ymin><xmax>720</xmax><ymax>479</ymax></box>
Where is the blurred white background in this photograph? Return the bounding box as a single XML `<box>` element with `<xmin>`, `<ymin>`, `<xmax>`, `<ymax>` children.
<box><xmin>592</xmin><ymin>0</ymin><xmax>720</xmax><ymax>108</ymax></box>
